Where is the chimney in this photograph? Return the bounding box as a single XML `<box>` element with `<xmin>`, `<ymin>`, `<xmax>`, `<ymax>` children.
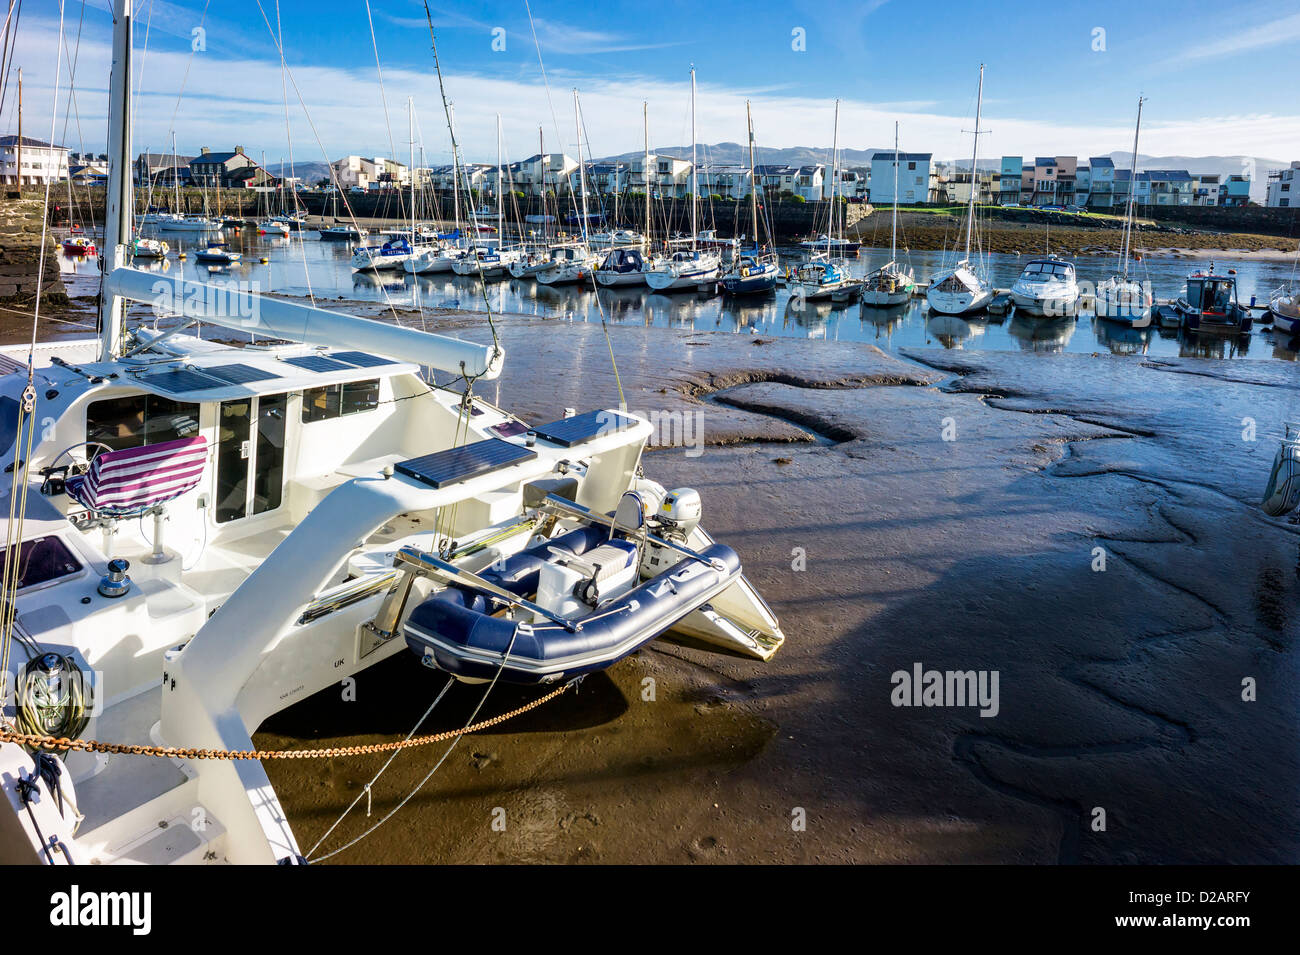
<box><xmin>235</xmin><ymin>146</ymin><xmax>244</xmax><ymax>155</ymax></box>
<box><xmin>201</xmin><ymin>146</ymin><xmax>211</xmax><ymax>155</ymax></box>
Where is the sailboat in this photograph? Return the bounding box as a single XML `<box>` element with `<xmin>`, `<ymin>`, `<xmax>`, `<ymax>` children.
<box><xmin>451</xmin><ymin>115</ymin><xmax>522</xmax><ymax>278</ymax></box>
<box><xmin>1268</xmin><ymin>242</ymin><xmax>1300</xmax><ymax>335</ymax></box>
<box><xmin>1095</xmin><ymin>97</ymin><xmax>1154</xmax><ymax>327</ymax></box>
<box><xmin>0</xmin><ymin>0</ymin><xmax>784</xmax><ymax>865</ymax></box>
<box><xmin>596</xmin><ymin>103</ymin><xmax>658</xmax><ymax>287</ymax></box>
<box><xmin>645</xmin><ymin>69</ymin><xmax>722</xmax><ymax>292</ymax></box>
<box><xmin>721</xmin><ymin>102</ymin><xmax>778</xmax><ymax>295</ymax></box>
<box><xmin>926</xmin><ymin>65</ymin><xmax>994</xmax><ymax>316</ymax></box>
<box><xmin>861</xmin><ymin>122</ymin><xmax>916</xmax><ymax>307</ymax></box>
<box><xmin>789</xmin><ymin>100</ymin><xmax>858</xmax><ymax>303</ymax></box>
<box><xmin>158</xmin><ymin>132</ymin><xmax>220</xmax><ymax>234</ymax></box>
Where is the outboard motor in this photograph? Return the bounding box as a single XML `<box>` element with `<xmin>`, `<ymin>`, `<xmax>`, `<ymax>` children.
<box><xmin>641</xmin><ymin>488</ymin><xmax>703</xmax><ymax>578</ymax></box>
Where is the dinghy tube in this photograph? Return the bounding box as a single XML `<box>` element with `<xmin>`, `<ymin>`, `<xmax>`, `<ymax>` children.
<box><xmin>404</xmin><ymin>525</ymin><xmax>742</xmax><ymax>683</ymax></box>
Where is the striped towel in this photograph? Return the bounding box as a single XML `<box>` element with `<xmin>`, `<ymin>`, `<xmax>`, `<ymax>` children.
<box><xmin>67</xmin><ymin>436</ymin><xmax>208</xmax><ymax>516</ymax></box>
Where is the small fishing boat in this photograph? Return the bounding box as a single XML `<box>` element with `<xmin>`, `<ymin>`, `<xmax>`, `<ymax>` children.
<box><xmin>1010</xmin><ymin>255</ymin><xmax>1080</xmax><ymax>316</ymax></box>
<box><xmin>61</xmin><ymin>236</ymin><xmax>97</xmax><ymax>256</ymax></box>
<box><xmin>352</xmin><ymin>236</ymin><xmax>417</xmax><ymax>271</ymax></box>
<box><xmin>193</xmin><ymin>242</ymin><xmax>242</xmax><ymax>265</ymax></box>
<box><xmin>595</xmin><ymin>248</ymin><xmax>653</xmax><ymax>287</ymax></box>
<box><xmin>129</xmin><ymin>237</ymin><xmax>168</xmax><ymax>258</ymax></box>
<box><xmin>788</xmin><ymin>259</ymin><xmax>855</xmax><ymax>302</ymax></box>
<box><xmin>1175</xmin><ymin>267</ymin><xmax>1253</xmax><ymax>335</ymax></box>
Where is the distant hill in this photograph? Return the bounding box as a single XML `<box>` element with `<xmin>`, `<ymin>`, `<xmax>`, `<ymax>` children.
<box><xmin>598</xmin><ymin>141</ymin><xmax>889</xmax><ymax>169</ymax></box>
<box><xmin>267</xmin><ymin>160</ymin><xmax>332</xmax><ymax>184</ymax></box>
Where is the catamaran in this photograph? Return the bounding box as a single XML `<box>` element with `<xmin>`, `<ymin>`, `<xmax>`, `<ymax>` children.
<box><xmin>1095</xmin><ymin>96</ymin><xmax>1153</xmax><ymax>327</ymax></box>
<box><xmin>926</xmin><ymin>65</ymin><xmax>994</xmax><ymax>316</ymax></box>
<box><xmin>861</xmin><ymin>122</ymin><xmax>916</xmax><ymax>307</ymax></box>
<box><xmin>0</xmin><ymin>0</ymin><xmax>784</xmax><ymax>866</ymax></box>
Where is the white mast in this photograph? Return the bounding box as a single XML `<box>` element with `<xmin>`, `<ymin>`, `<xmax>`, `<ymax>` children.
<box><xmin>962</xmin><ymin>64</ymin><xmax>985</xmax><ymax>263</ymax></box>
<box><xmin>449</xmin><ymin>103</ymin><xmax>460</xmax><ymax>239</ymax></box>
<box><xmin>100</xmin><ymin>0</ymin><xmax>134</xmax><ymax>361</ymax></box>
<box><xmin>643</xmin><ymin>102</ymin><xmax>650</xmax><ymax>251</ymax></box>
<box><xmin>496</xmin><ymin>113</ymin><xmax>502</xmax><ymax>243</ymax></box>
<box><xmin>829</xmin><ymin>98</ymin><xmax>840</xmax><ymax>253</ymax></box>
<box><xmin>574</xmin><ymin>89</ymin><xmax>589</xmax><ymax>244</ymax></box>
<box><xmin>690</xmin><ymin>66</ymin><xmax>697</xmax><ymax>249</ymax></box>
<box><xmin>1119</xmin><ymin>95</ymin><xmax>1144</xmax><ymax>280</ymax></box>
<box><xmin>408</xmin><ymin>96</ymin><xmax>415</xmax><ymax>239</ymax></box>
<box><xmin>172</xmin><ymin>132</ymin><xmax>180</xmax><ymax>216</ymax></box>
<box><xmin>747</xmin><ymin>100</ymin><xmax>758</xmax><ymax>250</ymax></box>
<box><xmin>890</xmin><ymin>121</ymin><xmax>899</xmax><ymax>263</ymax></box>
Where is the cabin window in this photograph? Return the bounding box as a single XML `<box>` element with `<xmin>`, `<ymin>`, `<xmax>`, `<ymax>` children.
<box><xmin>1</xmin><ymin>535</ymin><xmax>82</xmax><ymax>591</ymax></box>
<box><xmin>86</xmin><ymin>393</ymin><xmax>200</xmax><ymax>453</ymax></box>
<box><xmin>301</xmin><ymin>380</ymin><xmax>379</xmax><ymax>423</ymax></box>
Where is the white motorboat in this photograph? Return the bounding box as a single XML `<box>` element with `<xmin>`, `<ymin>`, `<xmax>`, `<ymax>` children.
<box><xmin>257</xmin><ymin>219</ymin><xmax>290</xmax><ymax>237</ymax></box>
<box><xmin>158</xmin><ymin>215</ymin><xmax>220</xmax><ymax>234</ymax></box>
<box><xmin>193</xmin><ymin>242</ymin><xmax>242</xmax><ymax>265</ymax></box>
<box><xmin>1010</xmin><ymin>256</ymin><xmax>1080</xmax><ymax>316</ymax></box>
<box><xmin>926</xmin><ymin>65</ymin><xmax>993</xmax><ymax>317</ymax></box>
<box><xmin>0</xmin><ymin>0</ymin><xmax>785</xmax><ymax>867</ymax></box>
<box><xmin>1095</xmin><ymin>97</ymin><xmax>1153</xmax><ymax>328</ymax></box>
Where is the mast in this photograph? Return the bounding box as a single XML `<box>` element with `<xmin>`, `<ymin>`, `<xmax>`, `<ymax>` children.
<box><xmin>643</xmin><ymin>102</ymin><xmax>650</xmax><ymax>250</ymax></box>
<box><xmin>1119</xmin><ymin>95</ymin><xmax>1144</xmax><ymax>280</ymax></box>
<box><xmin>829</xmin><ymin>98</ymin><xmax>840</xmax><ymax>252</ymax></box>
<box><xmin>449</xmin><ymin>103</ymin><xmax>460</xmax><ymax>239</ymax></box>
<box><xmin>408</xmin><ymin>96</ymin><xmax>415</xmax><ymax>239</ymax></box>
<box><xmin>173</xmin><ymin>132</ymin><xmax>180</xmax><ymax>214</ymax></box>
<box><xmin>890</xmin><ymin>121</ymin><xmax>900</xmax><ymax>263</ymax></box>
<box><xmin>14</xmin><ymin>68</ymin><xmax>19</xmax><ymax>191</ymax></box>
<box><xmin>496</xmin><ymin>113</ymin><xmax>502</xmax><ymax>243</ymax></box>
<box><xmin>747</xmin><ymin>100</ymin><xmax>757</xmax><ymax>251</ymax></box>
<box><xmin>690</xmin><ymin>66</ymin><xmax>697</xmax><ymax>249</ymax></box>
<box><xmin>574</xmin><ymin>90</ymin><xmax>589</xmax><ymax>245</ymax></box>
<box><xmin>963</xmin><ymin>64</ymin><xmax>985</xmax><ymax>262</ymax></box>
<box><xmin>100</xmin><ymin>0</ymin><xmax>133</xmax><ymax>360</ymax></box>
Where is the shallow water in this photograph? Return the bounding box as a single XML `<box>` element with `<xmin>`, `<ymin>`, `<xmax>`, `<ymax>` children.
<box><xmin>58</xmin><ymin>226</ymin><xmax>1300</xmax><ymax>360</ymax></box>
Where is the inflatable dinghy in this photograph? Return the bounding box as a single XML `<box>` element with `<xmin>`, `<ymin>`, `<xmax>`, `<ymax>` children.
<box><xmin>403</xmin><ymin>494</ymin><xmax>743</xmax><ymax>683</ymax></box>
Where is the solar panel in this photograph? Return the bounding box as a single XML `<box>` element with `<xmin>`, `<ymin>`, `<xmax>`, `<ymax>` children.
<box><xmin>331</xmin><ymin>351</ymin><xmax>392</xmax><ymax>368</ymax></box>
<box><xmin>283</xmin><ymin>355</ymin><xmax>352</xmax><ymax>373</ymax></box>
<box><xmin>530</xmin><ymin>409</ymin><xmax>633</xmax><ymax>448</ymax></box>
<box><xmin>145</xmin><ymin>369</ymin><xmax>226</xmax><ymax>393</ymax></box>
<box><xmin>203</xmin><ymin>363</ymin><xmax>282</xmax><ymax>385</ymax></box>
<box><xmin>396</xmin><ymin>438</ymin><xmax>536</xmax><ymax>490</ymax></box>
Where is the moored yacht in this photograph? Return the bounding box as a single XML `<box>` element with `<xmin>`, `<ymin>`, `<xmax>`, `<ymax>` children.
<box><xmin>595</xmin><ymin>247</ymin><xmax>654</xmax><ymax>286</ymax></box>
<box><xmin>1010</xmin><ymin>255</ymin><xmax>1079</xmax><ymax>316</ymax></box>
<box><xmin>1095</xmin><ymin>96</ymin><xmax>1153</xmax><ymax>327</ymax></box>
<box><xmin>862</xmin><ymin>122</ymin><xmax>916</xmax><ymax>307</ymax></box>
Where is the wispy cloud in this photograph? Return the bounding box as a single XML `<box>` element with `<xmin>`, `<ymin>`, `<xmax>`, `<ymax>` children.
<box><xmin>1175</xmin><ymin>11</ymin><xmax>1300</xmax><ymax>63</ymax></box>
<box><xmin>526</xmin><ymin>19</ymin><xmax>686</xmax><ymax>55</ymax></box>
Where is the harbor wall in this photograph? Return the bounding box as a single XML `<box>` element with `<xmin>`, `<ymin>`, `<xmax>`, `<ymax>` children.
<box><xmin>0</xmin><ymin>194</ymin><xmax>67</xmax><ymax>304</ymax></box>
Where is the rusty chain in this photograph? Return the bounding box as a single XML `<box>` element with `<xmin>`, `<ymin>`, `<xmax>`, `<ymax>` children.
<box><xmin>0</xmin><ymin>681</ymin><xmax>572</xmax><ymax>761</ymax></box>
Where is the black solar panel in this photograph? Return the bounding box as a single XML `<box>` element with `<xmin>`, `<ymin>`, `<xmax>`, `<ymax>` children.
<box><xmin>283</xmin><ymin>355</ymin><xmax>351</xmax><ymax>373</ymax></box>
<box><xmin>331</xmin><ymin>351</ymin><xmax>392</xmax><ymax>368</ymax></box>
<box><xmin>203</xmin><ymin>363</ymin><xmax>282</xmax><ymax>385</ymax></box>
<box><xmin>146</xmin><ymin>369</ymin><xmax>225</xmax><ymax>393</ymax></box>
<box><xmin>396</xmin><ymin>438</ymin><xmax>536</xmax><ymax>490</ymax></box>
<box><xmin>530</xmin><ymin>409</ymin><xmax>633</xmax><ymax>448</ymax></box>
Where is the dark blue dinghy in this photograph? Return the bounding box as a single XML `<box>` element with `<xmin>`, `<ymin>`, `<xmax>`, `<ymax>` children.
<box><xmin>404</xmin><ymin>519</ymin><xmax>742</xmax><ymax>684</ymax></box>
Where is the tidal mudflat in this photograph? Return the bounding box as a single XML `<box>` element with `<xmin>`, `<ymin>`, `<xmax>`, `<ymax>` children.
<box><xmin>250</xmin><ymin>311</ymin><xmax>1299</xmax><ymax>864</ymax></box>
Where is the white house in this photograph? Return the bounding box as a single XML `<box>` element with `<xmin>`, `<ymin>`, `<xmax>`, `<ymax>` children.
<box><xmin>1267</xmin><ymin>162</ymin><xmax>1299</xmax><ymax>208</ymax></box>
<box><xmin>695</xmin><ymin>162</ymin><xmax>751</xmax><ymax>199</ymax></box>
<box><xmin>629</xmin><ymin>154</ymin><xmax>692</xmax><ymax>198</ymax></box>
<box><xmin>1</xmin><ymin>135</ymin><xmax>70</xmax><ymax>186</ymax></box>
<box><xmin>869</xmin><ymin>151</ymin><xmax>931</xmax><ymax>205</ymax></box>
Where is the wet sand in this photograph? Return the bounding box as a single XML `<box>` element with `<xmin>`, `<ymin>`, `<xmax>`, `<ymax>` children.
<box><xmin>250</xmin><ymin>315</ymin><xmax>1298</xmax><ymax>864</ymax></box>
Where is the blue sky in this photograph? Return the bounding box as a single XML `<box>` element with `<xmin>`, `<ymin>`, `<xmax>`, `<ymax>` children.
<box><xmin>7</xmin><ymin>0</ymin><xmax>1300</xmax><ymax>166</ymax></box>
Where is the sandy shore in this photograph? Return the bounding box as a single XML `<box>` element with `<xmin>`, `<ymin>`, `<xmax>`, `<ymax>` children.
<box><xmin>238</xmin><ymin>313</ymin><xmax>1298</xmax><ymax>864</ymax></box>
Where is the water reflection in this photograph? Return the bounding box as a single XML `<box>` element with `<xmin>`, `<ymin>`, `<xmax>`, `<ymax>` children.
<box><xmin>1006</xmin><ymin>314</ymin><xmax>1075</xmax><ymax>353</ymax></box>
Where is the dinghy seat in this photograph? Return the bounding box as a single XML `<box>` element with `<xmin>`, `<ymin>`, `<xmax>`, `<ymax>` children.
<box><xmin>404</xmin><ymin>517</ymin><xmax>743</xmax><ymax>684</ymax></box>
